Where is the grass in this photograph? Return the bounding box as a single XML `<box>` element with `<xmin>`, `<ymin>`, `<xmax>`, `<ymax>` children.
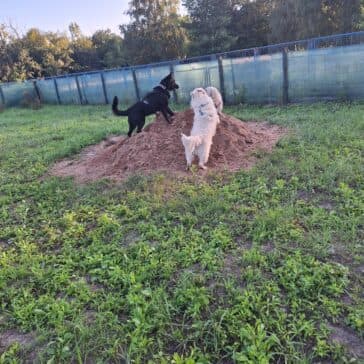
<box><xmin>0</xmin><ymin>102</ymin><xmax>363</xmax><ymax>363</ymax></box>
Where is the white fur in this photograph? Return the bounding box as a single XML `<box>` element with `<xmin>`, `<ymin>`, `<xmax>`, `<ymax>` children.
<box><xmin>205</xmin><ymin>86</ymin><xmax>223</xmax><ymax>114</ymax></box>
<box><xmin>181</xmin><ymin>88</ymin><xmax>219</xmax><ymax>170</ymax></box>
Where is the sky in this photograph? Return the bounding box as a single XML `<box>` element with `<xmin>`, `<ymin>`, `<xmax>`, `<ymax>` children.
<box><xmin>0</xmin><ymin>0</ymin><xmax>132</xmax><ymax>36</ymax></box>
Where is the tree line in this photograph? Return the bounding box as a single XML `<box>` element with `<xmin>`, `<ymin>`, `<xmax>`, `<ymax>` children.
<box><xmin>1</xmin><ymin>0</ymin><xmax>363</xmax><ymax>82</ymax></box>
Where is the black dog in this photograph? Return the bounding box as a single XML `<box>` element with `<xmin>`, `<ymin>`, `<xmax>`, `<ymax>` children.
<box><xmin>112</xmin><ymin>73</ymin><xmax>179</xmax><ymax>137</ymax></box>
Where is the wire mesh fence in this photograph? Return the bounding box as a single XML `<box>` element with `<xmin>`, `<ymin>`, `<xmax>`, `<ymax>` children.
<box><xmin>1</xmin><ymin>31</ymin><xmax>363</xmax><ymax>108</ymax></box>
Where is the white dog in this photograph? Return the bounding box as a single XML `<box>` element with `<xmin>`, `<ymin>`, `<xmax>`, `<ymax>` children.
<box><xmin>181</xmin><ymin>88</ymin><xmax>219</xmax><ymax>170</ymax></box>
<box><xmin>205</xmin><ymin>86</ymin><xmax>223</xmax><ymax>114</ymax></box>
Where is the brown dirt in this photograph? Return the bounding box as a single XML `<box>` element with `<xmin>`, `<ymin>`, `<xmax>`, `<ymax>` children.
<box><xmin>49</xmin><ymin>109</ymin><xmax>286</xmax><ymax>183</ymax></box>
<box><xmin>0</xmin><ymin>329</ymin><xmax>35</xmax><ymax>351</ymax></box>
<box><xmin>328</xmin><ymin>324</ymin><xmax>364</xmax><ymax>359</ymax></box>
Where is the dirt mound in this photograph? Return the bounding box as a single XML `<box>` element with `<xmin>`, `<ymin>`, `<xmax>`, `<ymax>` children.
<box><xmin>50</xmin><ymin>109</ymin><xmax>286</xmax><ymax>183</ymax></box>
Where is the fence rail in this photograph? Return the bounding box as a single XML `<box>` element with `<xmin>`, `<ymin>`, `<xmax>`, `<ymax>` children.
<box><xmin>1</xmin><ymin>31</ymin><xmax>364</xmax><ymax>107</ymax></box>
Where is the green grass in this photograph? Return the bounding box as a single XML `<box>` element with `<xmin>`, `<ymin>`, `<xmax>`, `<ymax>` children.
<box><xmin>0</xmin><ymin>102</ymin><xmax>363</xmax><ymax>363</ymax></box>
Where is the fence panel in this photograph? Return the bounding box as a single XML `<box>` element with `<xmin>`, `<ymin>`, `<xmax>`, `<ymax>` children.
<box><xmin>56</xmin><ymin>77</ymin><xmax>81</xmax><ymax>104</ymax></box>
<box><xmin>1</xmin><ymin>81</ymin><xmax>37</xmax><ymax>107</ymax></box>
<box><xmin>0</xmin><ymin>31</ymin><xmax>363</xmax><ymax>107</ymax></box>
<box><xmin>223</xmin><ymin>53</ymin><xmax>283</xmax><ymax>104</ymax></box>
<box><xmin>173</xmin><ymin>60</ymin><xmax>220</xmax><ymax>103</ymax></box>
<box><xmin>36</xmin><ymin>79</ymin><xmax>59</xmax><ymax>104</ymax></box>
<box><xmin>78</xmin><ymin>73</ymin><xmax>105</xmax><ymax>104</ymax></box>
<box><xmin>103</xmin><ymin>69</ymin><xmax>137</xmax><ymax>106</ymax></box>
<box><xmin>288</xmin><ymin>43</ymin><xmax>364</xmax><ymax>102</ymax></box>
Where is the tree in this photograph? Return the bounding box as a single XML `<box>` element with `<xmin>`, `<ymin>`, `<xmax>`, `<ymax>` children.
<box><xmin>0</xmin><ymin>24</ymin><xmax>41</xmax><ymax>81</ymax></box>
<box><xmin>269</xmin><ymin>0</ymin><xmax>362</xmax><ymax>43</ymax></box>
<box><xmin>69</xmin><ymin>22</ymin><xmax>100</xmax><ymax>71</ymax></box>
<box><xmin>321</xmin><ymin>0</ymin><xmax>362</xmax><ymax>34</ymax></box>
<box><xmin>183</xmin><ymin>0</ymin><xmax>236</xmax><ymax>55</ymax></box>
<box><xmin>7</xmin><ymin>48</ymin><xmax>41</xmax><ymax>81</ymax></box>
<box><xmin>121</xmin><ymin>0</ymin><xmax>188</xmax><ymax>64</ymax></box>
<box><xmin>230</xmin><ymin>0</ymin><xmax>270</xmax><ymax>49</ymax></box>
<box><xmin>23</xmin><ymin>28</ymin><xmax>73</xmax><ymax>77</ymax></box>
<box><xmin>91</xmin><ymin>29</ymin><xmax>126</xmax><ymax>68</ymax></box>
<box><xmin>0</xmin><ymin>24</ymin><xmax>11</xmax><ymax>81</ymax></box>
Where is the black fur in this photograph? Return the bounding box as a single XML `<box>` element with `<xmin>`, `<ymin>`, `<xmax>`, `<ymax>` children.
<box><xmin>112</xmin><ymin>73</ymin><xmax>179</xmax><ymax>137</ymax></box>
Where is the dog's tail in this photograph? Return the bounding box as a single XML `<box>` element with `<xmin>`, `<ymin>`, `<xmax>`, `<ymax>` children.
<box><xmin>112</xmin><ymin>96</ymin><xmax>128</xmax><ymax>116</ymax></box>
<box><xmin>181</xmin><ymin>134</ymin><xmax>202</xmax><ymax>152</ymax></box>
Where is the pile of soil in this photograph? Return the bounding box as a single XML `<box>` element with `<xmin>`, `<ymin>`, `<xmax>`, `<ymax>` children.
<box><xmin>50</xmin><ymin>109</ymin><xmax>286</xmax><ymax>183</ymax></box>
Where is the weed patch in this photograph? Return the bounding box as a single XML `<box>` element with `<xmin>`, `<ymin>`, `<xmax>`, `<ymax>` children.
<box><xmin>0</xmin><ymin>103</ymin><xmax>363</xmax><ymax>362</ymax></box>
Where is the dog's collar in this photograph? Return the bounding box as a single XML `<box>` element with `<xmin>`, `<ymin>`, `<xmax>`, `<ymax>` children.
<box><xmin>154</xmin><ymin>86</ymin><xmax>171</xmax><ymax>98</ymax></box>
<box><xmin>159</xmin><ymin>83</ymin><xmax>167</xmax><ymax>90</ymax></box>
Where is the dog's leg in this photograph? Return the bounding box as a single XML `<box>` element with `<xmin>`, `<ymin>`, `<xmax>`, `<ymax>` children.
<box><xmin>197</xmin><ymin>142</ymin><xmax>211</xmax><ymax>170</ymax></box>
<box><xmin>184</xmin><ymin>148</ymin><xmax>193</xmax><ymax>170</ymax></box>
<box><xmin>195</xmin><ymin>145</ymin><xmax>205</xmax><ymax>170</ymax></box>
<box><xmin>128</xmin><ymin>126</ymin><xmax>135</xmax><ymax>137</ymax></box>
<box><xmin>181</xmin><ymin>134</ymin><xmax>194</xmax><ymax>170</ymax></box>
<box><xmin>166</xmin><ymin>106</ymin><xmax>175</xmax><ymax>116</ymax></box>
<box><xmin>203</xmin><ymin>140</ymin><xmax>212</xmax><ymax>165</ymax></box>
<box><xmin>161</xmin><ymin>109</ymin><xmax>171</xmax><ymax>124</ymax></box>
<box><xmin>128</xmin><ymin>117</ymin><xmax>138</xmax><ymax>137</ymax></box>
<box><xmin>184</xmin><ymin>146</ymin><xmax>193</xmax><ymax>170</ymax></box>
<box><xmin>137</xmin><ymin>117</ymin><xmax>146</xmax><ymax>133</ymax></box>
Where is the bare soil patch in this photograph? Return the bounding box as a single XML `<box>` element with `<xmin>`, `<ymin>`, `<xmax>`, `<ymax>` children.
<box><xmin>0</xmin><ymin>329</ymin><xmax>35</xmax><ymax>351</ymax></box>
<box><xmin>49</xmin><ymin>109</ymin><xmax>286</xmax><ymax>183</ymax></box>
<box><xmin>328</xmin><ymin>324</ymin><xmax>364</xmax><ymax>359</ymax></box>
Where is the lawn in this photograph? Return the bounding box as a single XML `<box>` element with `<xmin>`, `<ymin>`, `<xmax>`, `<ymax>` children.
<box><xmin>0</xmin><ymin>102</ymin><xmax>363</xmax><ymax>363</ymax></box>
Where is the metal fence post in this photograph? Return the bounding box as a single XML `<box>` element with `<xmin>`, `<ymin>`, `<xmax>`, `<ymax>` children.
<box><xmin>0</xmin><ymin>84</ymin><xmax>5</xmax><ymax>106</ymax></box>
<box><xmin>53</xmin><ymin>78</ymin><xmax>61</xmax><ymax>104</ymax></box>
<box><xmin>75</xmin><ymin>76</ymin><xmax>84</xmax><ymax>104</ymax></box>
<box><xmin>217</xmin><ymin>55</ymin><xmax>226</xmax><ymax>103</ymax></box>
<box><xmin>132</xmin><ymin>69</ymin><xmax>140</xmax><ymax>100</ymax></box>
<box><xmin>100</xmin><ymin>71</ymin><xmax>109</xmax><ymax>104</ymax></box>
<box><xmin>169</xmin><ymin>63</ymin><xmax>178</xmax><ymax>103</ymax></box>
<box><xmin>33</xmin><ymin>80</ymin><xmax>41</xmax><ymax>103</ymax></box>
<box><xmin>282</xmin><ymin>47</ymin><xmax>289</xmax><ymax>105</ymax></box>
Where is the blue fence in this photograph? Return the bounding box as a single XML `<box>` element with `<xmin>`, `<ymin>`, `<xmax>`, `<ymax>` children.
<box><xmin>1</xmin><ymin>31</ymin><xmax>364</xmax><ymax>107</ymax></box>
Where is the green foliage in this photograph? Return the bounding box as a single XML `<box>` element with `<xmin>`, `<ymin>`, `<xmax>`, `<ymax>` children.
<box><xmin>0</xmin><ymin>23</ymin><xmax>125</xmax><ymax>82</ymax></box>
<box><xmin>121</xmin><ymin>0</ymin><xmax>188</xmax><ymax>64</ymax></box>
<box><xmin>0</xmin><ymin>102</ymin><xmax>363</xmax><ymax>362</ymax></box>
<box><xmin>183</xmin><ymin>0</ymin><xmax>236</xmax><ymax>55</ymax></box>
<box><xmin>1</xmin><ymin>1</ymin><xmax>363</xmax><ymax>80</ymax></box>
<box><xmin>230</xmin><ymin>0</ymin><xmax>270</xmax><ymax>49</ymax></box>
<box><xmin>92</xmin><ymin>29</ymin><xmax>127</xmax><ymax>68</ymax></box>
<box><xmin>269</xmin><ymin>0</ymin><xmax>362</xmax><ymax>43</ymax></box>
